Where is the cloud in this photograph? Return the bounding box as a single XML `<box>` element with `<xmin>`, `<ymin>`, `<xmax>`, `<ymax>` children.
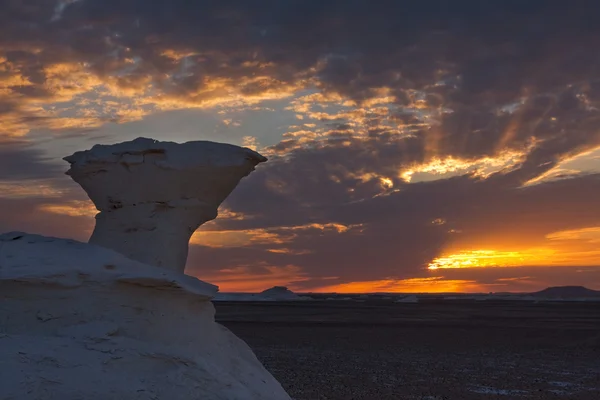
<box><xmin>0</xmin><ymin>1</ymin><xmax>598</xmax><ymax>147</ymax></box>
<box><xmin>1</xmin><ymin>2</ymin><xmax>600</xmax><ymax>192</ymax></box>
<box><xmin>0</xmin><ymin>195</ymin><xmax>93</xmax><ymax>242</ymax></box>
<box><xmin>191</xmin><ymin>222</ymin><xmax>358</xmax><ymax>249</ymax></box>
<box><xmin>0</xmin><ymin>139</ymin><xmax>64</xmax><ymax>180</ymax></box>
<box><xmin>547</xmin><ymin>227</ymin><xmax>600</xmax><ymax>243</ymax></box>
<box><xmin>189</xmin><ymin>169</ymin><xmax>600</xmax><ymax>289</ymax></box>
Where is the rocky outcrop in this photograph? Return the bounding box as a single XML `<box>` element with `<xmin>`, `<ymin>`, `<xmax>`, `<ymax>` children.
<box><xmin>0</xmin><ymin>137</ymin><xmax>292</xmax><ymax>399</ymax></box>
<box><xmin>0</xmin><ymin>232</ymin><xmax>291</xmax><ymax>400</ymax></box>
<box><xmin>260</xmin><ymin>286</ymin><xmax>308</xmax><ymax>301</ymax></box>
<box><xmin>64</xmin><ymin>137</ymin><xmax>266</xmax><ymax>273</ymax></box>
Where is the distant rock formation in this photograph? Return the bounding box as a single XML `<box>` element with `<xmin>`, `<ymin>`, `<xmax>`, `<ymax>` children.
<box><xmin>213</xmin><ymin>286</ymin><xmax>309</xmax><ymax>302</ymax></box>
<box><xmin>531</xmin><ymin>286</ymin><xmax>600</xmax><ymax>299</ymax></box>
<box><xmin>64</xmin><ymin>137</ymin><xmax>266</xmax><ymax>273</ymax></box>
<box><xmin>260</xmin><ymin>286</ymin><xmax>306</xmax><ymax>300</ymax></box>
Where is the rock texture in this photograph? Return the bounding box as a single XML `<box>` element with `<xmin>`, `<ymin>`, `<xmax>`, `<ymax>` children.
<box><xmin>64</xmin><ymin>137</ymin><xmax>266</xmax><ymax>273</ymax></box>
<box><xmin>0</xmin><ymin>232</ymin><xmax>291</xmax><ymax>400</ymax></box>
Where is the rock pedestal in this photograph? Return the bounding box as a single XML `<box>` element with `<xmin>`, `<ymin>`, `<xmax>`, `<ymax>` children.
<box><xmin>64</xmin><ymin>137</ymin><xmax>266</xmax><ymax>272</ymax></box>
<box><xmin>0</xmin><ymin>138</ymin><xmax>292</xmax><ymax>400</ymax></box>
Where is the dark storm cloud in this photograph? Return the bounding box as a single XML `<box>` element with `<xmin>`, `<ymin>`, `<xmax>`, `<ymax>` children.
<box><xmin>217</xmin><ymin>134</ymin><xmax>428</xmax><ymax>231</ymax></box>
<box><xmin>2</xmin><ymin>1</ymin><xmax>599</xmax><ymax>105</ymax></box>
<box><xmin>0</xmin><ymin>140</ymin><xmax>63</xmax><ymax>180</ymax></box>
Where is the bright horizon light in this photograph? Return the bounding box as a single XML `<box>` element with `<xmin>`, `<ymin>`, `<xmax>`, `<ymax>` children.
<box><xmin>428</xmin><ymin>249</ymin><xmax>555</xmax><ymax>270</ymax></box>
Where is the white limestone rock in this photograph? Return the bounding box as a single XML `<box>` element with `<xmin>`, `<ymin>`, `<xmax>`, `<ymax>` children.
<box><xmin>63</xmin><ymin>137</ymin><xmax>267</xmax><ymax>273</ymax></box>
<box><xmin>0</xmin><ymin>232</ymin><xmax>291</xmax><ymax>400</ymax></box>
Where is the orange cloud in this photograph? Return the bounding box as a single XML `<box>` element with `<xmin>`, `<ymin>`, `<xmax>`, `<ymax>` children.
<box><xmin>241</xmin><ymin>136</ymin><xmax>259</xmax><ymax>151</ymax></box>
<box><xmin>0</xmin><ymin>180</ymin><xmax>66</xmax><ymax>199</ymax></box>
<box><xmin>429</xmin><ymin>245</ymin><xmax>600</xmax><ymax>270</ymax></box>
<box><xmin>191</xmin><ymin>222</ymin><xmax>361</xmax><ymax>248</ymax></box>
<box><xmin>140</xmin><ymin>75</ymin><xmax>305</xmax><ymax>111</ymax></box>
<box><xmin>428</xmin><ymin>249</ymin><xmax>555</xmax><ymax>270</ymax></box>
<box><xmin>546</xmin><ymin>226</ymin><xmax>600</xmax><ymax>243</ymax></box>
<box><xmin>1</xmin><ymin>47</ymin><xmax>307</xmax><ymax>139</ymax></box>
<box><xmin>37</xmin><ymin>200</ymin><xmax>97</xmax><ymax>218</ymax></box>
<box><xmin>191</xmin><ymin>228</ymin><xmax>288</xmax><ymax>247</ymax></box>
<box><xmin>400</xmin><ymin>149</ymin><xmax>528</xmax><ymax>182</ymax></box>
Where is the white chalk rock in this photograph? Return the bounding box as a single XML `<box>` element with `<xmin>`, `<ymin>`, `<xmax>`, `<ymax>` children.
<box><xmin>64</xmin><ymin>137</ymin><xmax>266</xmax><ymax>273</ymax></box>
<box><xmin>0</xmin><ymin>232</ymin><xmax>291</xmax><ymax>400</ymax></box>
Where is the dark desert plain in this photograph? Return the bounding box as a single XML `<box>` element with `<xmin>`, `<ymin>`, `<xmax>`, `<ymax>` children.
<box><xmin>216</xmin><ymin>297</ymin><xmax>600</xmax><ymax>400</ymax></box>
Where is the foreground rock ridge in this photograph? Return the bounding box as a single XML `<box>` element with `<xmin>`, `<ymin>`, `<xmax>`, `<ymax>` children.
<box><xmin>0</xmin><ymin>232</ymin><xmax>291</xmax><ymax>399</ymax></box>
<box><xmin>64</xmin><ymin>137</ymin><xmax>267</xmax><ymax>273</ymax></box>
<box><xmin>0</xmin><ymin>138</ymin><xmax>291</xmax><ymax>399</ymax></box>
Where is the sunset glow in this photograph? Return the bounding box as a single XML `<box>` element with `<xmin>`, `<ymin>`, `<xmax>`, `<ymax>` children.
<box><xmin>313</xmin><ymin>277</ymin><xmax>492</xmax><ymax>294</ymax></box>
<box><xmin>428</xmin><ymin>249</ymin><xmax>556</xmax><ymax>270</ymax></box>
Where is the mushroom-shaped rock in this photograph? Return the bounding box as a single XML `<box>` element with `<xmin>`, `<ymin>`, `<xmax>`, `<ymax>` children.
<box><xmin>64</xmin><ymin>137</ymin><xmax>266</xmax><ymax>272</ymax></box>
<box><xmin>0</xmin><ymin>232</ymin><xmax>291</xmax><ymax>400</ymax></box>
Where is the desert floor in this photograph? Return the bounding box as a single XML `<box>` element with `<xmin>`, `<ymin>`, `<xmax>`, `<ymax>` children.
<box><xmin>215</xmin><ymin>300</ymin><xmax>600</xmax><ymax>400</ymax></box>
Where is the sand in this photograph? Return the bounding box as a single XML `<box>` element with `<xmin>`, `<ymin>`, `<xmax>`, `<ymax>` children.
<box><xmin>216</xmin><ymin>300</ymin><xmax>600</xmax><ymax>399</ymax></box>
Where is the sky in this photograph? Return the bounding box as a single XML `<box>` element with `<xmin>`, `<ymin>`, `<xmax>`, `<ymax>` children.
<box><xmin>2</xmin><ymin>0</ymin><xmax>600</xmax><ymax>293</ymax></box>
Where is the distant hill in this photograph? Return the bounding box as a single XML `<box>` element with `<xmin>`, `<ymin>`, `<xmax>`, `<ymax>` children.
<box><xmin>531</xmin><ymin>286</ymin><xmax>600</xmax><ymax>298</ymax></box>
<box><xmin>213</xmin><ymin>286</ymin><xmax>309</xmax><ymax>302</ymax></box>
<box><xmin>260</xmin><ymin>286</ymin><xmax>306</xmax><ymax>300</ymax></box>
